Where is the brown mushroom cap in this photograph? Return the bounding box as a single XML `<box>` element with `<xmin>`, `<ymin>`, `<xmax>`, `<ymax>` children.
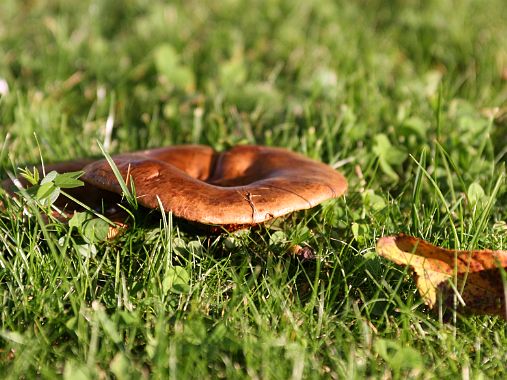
<box><xmin>81</xmin><ymin>145</ymin><xmax>347</xmax><ymax>225</ymax></box>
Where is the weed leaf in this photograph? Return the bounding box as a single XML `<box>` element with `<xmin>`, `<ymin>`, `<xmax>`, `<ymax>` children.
<box><xmin>163</xmin><ymin>266</ymin><xmax>190</xmax><ymax>294</ymax></box>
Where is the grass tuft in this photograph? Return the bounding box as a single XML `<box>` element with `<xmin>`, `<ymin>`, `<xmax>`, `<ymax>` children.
<box><xmin>1</xmin><ymin>0</ymin><xmax>507</xmax><ymax>377</ymax></box>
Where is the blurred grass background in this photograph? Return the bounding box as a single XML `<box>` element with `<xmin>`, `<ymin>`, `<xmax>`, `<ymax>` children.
<box><xmin>1</xmin><ymin>0</ymin><xmax>507</xmax><ymax>378</ymax></box>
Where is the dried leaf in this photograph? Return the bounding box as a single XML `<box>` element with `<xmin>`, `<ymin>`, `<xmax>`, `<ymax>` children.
<box><xmin>376</xmin><ymin>234</ymin><xmax>507</xmax><ymax>318</ymax></box>
<box><xmin>289</xmin><ymin>244</ymin><xmax>315</xmax><ymax>261</ymax></box>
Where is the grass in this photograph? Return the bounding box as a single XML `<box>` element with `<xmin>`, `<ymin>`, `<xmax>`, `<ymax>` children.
<box><xmin>1</xmin><ymin>0</ymin><xmax>507</xmax><ymax>378</ymax></box>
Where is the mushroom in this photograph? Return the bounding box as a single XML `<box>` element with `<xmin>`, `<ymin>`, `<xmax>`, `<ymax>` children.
<box><xmin>2</xmin><ymin>145</ymin><xmax>347</xmax><ymax>231</ymax></box>
<box><xmin>81</xmin><ymin>145</ymin><xmax>347</xmax><ymax>228</ymax></box>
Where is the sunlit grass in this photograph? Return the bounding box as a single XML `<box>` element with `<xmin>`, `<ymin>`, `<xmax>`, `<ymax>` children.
<box><xmin>1</xmin><ymin>0</ymin><xmax>507</xmax><ymax>378</ymax></box>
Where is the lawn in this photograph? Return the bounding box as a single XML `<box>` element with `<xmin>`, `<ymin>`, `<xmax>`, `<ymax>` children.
<box><xmin>1</xmin><ymin>0</ymin><xmax>507</xmax><ymax>378</ymax></box>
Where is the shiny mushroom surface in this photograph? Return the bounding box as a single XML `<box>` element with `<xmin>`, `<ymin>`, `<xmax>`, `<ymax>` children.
<box><xmin>81</xmin><ymin>145</ymin><xmax>347</xmax><ymax>225</ymax></box>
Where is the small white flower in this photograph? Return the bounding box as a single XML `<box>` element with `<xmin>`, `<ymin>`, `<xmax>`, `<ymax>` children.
<box><xmin>0</xmin><ymin>78</ymin><xmax>9</xmax><ymax>96</ymax></box>
<box><xmin>97</xmin><ymin>85</ymin><xmax>106</xmax><ymax>101</ymax></box>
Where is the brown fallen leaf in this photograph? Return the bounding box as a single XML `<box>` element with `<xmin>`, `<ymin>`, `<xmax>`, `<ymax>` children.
<box><xmin>289</xmin><ymin>244</ymin><xmax>316</xmax><ymax>261</ymax></box>
<box><xmin>376</xmin><ymin>234</ymin><xmax>507</xmax><ymax>318</ymax></box>
<box><xmin>106</xmin><ymin>221</ymin><xmax>128</xmax><ymax>240</ymax></box>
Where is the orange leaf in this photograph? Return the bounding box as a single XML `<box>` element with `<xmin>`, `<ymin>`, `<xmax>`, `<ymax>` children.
<box><xmin>376</xmin><ymin>234</ymin><xmax>507</xmax><ymax>318</ymax></box>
